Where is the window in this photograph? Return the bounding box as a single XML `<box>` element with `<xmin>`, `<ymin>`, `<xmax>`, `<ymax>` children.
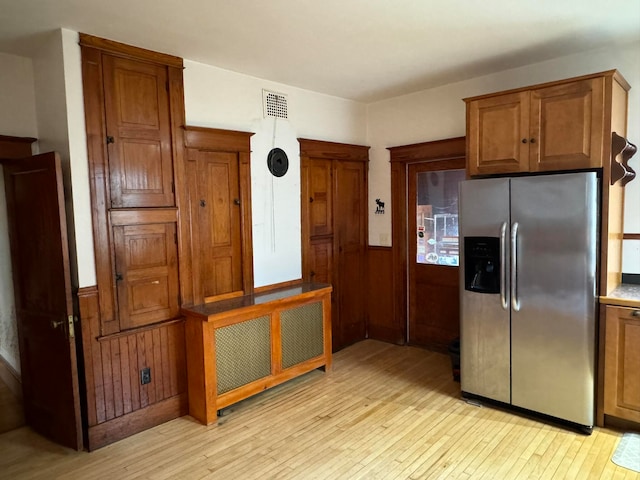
<box><xmin>416</xmin><ymin>169</ymin><xmax>466</xmax><ymax>266</ymax></box>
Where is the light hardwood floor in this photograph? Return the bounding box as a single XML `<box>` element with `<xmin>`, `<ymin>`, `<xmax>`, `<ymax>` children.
<box><xmin>0</xmin><ymin>340</ymin><xmax>637</xmax><ymax>479</ymax></box>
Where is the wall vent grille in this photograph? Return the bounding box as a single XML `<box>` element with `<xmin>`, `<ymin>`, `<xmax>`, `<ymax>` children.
<box><xmin>263</xmin><ymin>90</ymin><xmax>288</xmax><ymax>119</ymax></box>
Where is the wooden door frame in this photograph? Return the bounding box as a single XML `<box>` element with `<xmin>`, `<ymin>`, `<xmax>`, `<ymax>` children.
<box><xmin>389</xmin><ymin>137</ymin><xmax>466</xmax><ymax>344</ymax></box>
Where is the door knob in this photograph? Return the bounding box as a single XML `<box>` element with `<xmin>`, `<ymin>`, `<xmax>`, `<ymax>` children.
<box><xmin>51</xmin><ymin>319</ymin><xmax>64</xmax><ymax>329</ymax></box>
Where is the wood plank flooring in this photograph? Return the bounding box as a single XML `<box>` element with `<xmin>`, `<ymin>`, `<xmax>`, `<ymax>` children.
<box><xmin>0</xmin><ymin>340</ymin><xmax>638</xmax><ymax>479</ymax></box>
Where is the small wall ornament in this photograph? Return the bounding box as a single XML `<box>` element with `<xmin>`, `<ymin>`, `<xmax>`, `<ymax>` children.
<box><xmin>375</xmin><ymin>198</ymin><xmax>385</xmax><ymax>215</ymax></box>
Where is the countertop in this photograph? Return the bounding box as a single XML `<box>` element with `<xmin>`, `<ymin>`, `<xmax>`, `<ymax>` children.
<box><xmin>599</xmin><ymin>283</ymin><xmax>640</xmax><ymax>308</ymax></box>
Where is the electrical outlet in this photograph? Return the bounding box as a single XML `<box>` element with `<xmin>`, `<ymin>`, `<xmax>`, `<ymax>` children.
<box><xmin>140</xmin><ymin>367</ymin><xmax>151</xmax><ymax>385</ymax></box>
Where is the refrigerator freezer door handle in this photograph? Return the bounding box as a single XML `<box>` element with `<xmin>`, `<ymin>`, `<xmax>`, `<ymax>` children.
<box><xmin>511</xmin><ymin>222</ymin><xmax>520</xmax><ymax>311</ymax></box>
<box><xmin>500</xmin><ymin>222</ymin><xmax>508</xmax><ymax>310</ymax></box>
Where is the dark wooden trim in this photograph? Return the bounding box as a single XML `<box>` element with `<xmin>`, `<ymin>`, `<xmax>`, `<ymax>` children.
<box><xmin>298</xmin><ymin>138</ymin><xmax>370</xmax><ymax>162</ymax></box>
<box><xmin>623</xmin><ymin>233</ymin><xmax>640</xmax><ymax>240</ymax></box>
<box><xmin>389</xmin><ymin>137</ymin><xmax>466</xmax><ymax>344</ymax></box>
<box><xmin>0</xmin><ymin>135</ymin><xmax>36</xmax><ymax>160</ymax></box>
<box><xmin>87</xmin><ymin>393</ymin><xmax>188</xmax><ymax>450</ymax></box>
<box><xmin>184</xmin><ymin>126</ymin><xmax>254</xmax><ymax>152</ymax></box>
<box><xmin>79</xmin><ymin>33</ymin><xmax>183</xmax><ymax>68</ymax></box>
<box><xmin>462</xmin><ymin>69</ymin><xmax>628</xmax><ymax>103</ymax></box>
<box><xmin>96</xmin><ymin>318</ymin><xmax>185</xmax><ymax>342</ymax></box>
<box><xmin>388</xmin><ymin>136</ymin><xmax>466</xmax><ymax>163</ymax></box>
<box><xmin>254</xmin><ymin>279</ymin><xmax>303</xmax><ymax>294</ymax></box>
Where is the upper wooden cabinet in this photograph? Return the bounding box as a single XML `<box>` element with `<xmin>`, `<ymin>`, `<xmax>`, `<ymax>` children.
<box><xmin>465</xmin><ymin>71</ymin><xmax>630</xmax><ymax>177</ymax></box>
<box><xmin>103</xmin><ymin>55</ymin><xmax>175</xmax><ymax>208</ymax></box>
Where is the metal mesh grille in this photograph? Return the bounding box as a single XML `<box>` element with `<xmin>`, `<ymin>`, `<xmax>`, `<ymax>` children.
<box><xmin>281</xmin><ymin>302</ymin><xmax>324</xmax><ymax>369</ymax></box>
<box><xmin>263</xmin><ymin>90</ymin><xmax>288</xmax><ymax>119</ymax></box>
<box><xmin>215</xmin><ymin>315</ymin><xmax>271</xmax><ymax>394</ymax></box>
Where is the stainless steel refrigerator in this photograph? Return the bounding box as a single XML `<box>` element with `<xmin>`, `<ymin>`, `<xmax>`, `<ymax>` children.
<box><xmin>459</xmin><ymin>171</ymin><xmax>598</xmax><ymax>431</ymax></box>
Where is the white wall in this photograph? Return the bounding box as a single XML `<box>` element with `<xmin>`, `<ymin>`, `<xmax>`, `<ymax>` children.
<box><xmin>367</xmin><ymin>41</ymin><xmax>640</xmax><ymax>274</ymax></box>
<box><xmin>184</xmin><ymin>61</ymin><xmax>368</xmax><ymax>287</ymax></box>
<box><xmin>0</xmin><ymin>52</ymin><xmax>38</xmax><ymax>373</ymax></box>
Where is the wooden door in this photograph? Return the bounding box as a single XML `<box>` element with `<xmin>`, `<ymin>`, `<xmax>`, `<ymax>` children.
<box><xmin>2</xmin><ymin>152</ymin><xmax>83</xmax><ymax>449</ymax></box>
<box><xmin>466</xmin><ymin>91</ymin><xmax>530</xmax><ymax>176</ymax></box>
<box><xmin>407</xmin><ymin>160</ymin><xmax>465</xmax><ymax>350</ymax></box>
<box><xmin>335</xmin><ymin>161</ymin><xmax>367</xmax><ymax>348</ymax></box>
<box><xmin>103</xmin><ymin>54</ymin><xmax>175</xmax><ymax>208</ymax></box>
<box><xmin>530</xmin><ymin>77</ymin><xmax>604</xmax><ymax>172</ymax></box>
<box><xmin>195</xmin><ymin>151</ymin><xmax>243</xmax><ymax>300</ymax></box>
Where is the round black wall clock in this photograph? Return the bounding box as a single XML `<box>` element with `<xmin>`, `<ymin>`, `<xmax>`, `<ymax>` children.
<box><xmin>267</xmin><ymin>148</ymin><xmax>289</xmax><ymax>177</ymax></box>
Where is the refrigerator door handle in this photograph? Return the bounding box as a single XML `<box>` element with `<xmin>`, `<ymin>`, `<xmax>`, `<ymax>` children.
<box><xmin>500</xmin><ymin>222</ymin><xmax>508</xmax><ymax>310</ymax></box>
<box><xmin>511</xmin><ymin>222</ymin><xmax>520</xmax><ymax>311</ymax></box>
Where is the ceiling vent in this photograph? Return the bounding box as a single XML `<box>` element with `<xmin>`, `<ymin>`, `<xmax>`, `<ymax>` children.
<box><xmin>263</xmin><ymin>90</ymin><xmax>288</xmax><ymax>119</ymax></box>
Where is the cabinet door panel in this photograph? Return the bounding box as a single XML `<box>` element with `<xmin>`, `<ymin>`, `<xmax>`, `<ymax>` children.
<box><xmin>308</xmin><ymin>159</ymin><xmax>333</xmax><ymax>237</ymax></box>
<box><xmin>104</xmin><ymin>55</ymin><xmax>174</xmax><ymax>208</ymax></box>
<box><xmin>336</xmin><ymin>161</ymin><xmax>367</xmax><ymax>347</ymax></box>
<box><xmin>196</xmin><ymin>151</ymin><xmax>242</xmax><ymax>299</ymax></box>
<box><xmin>114</xmin><ymin>223</ymin><xmax>179</xmax><ymax>329</ymax></box>
<box><xmin>309</xmin><ymin>237</ymin><xmax>333</xmax><ymax>285</ymax></box>
<box><xmin>530</xmin><ymin>77</ymin><xmax>604</xmax><ymax>172</ymax></box>
<box><xmin>604</xmin><ymin>306</ymin><xmax>640</xmax><ymax>423</ymax></box>
<box><xmin>467</xmin><ymin>91</ymin><xmax>529</xmax><ymax>176</ymax></box>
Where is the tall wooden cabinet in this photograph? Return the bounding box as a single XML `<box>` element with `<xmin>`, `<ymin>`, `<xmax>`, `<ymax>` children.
<box><xmin>79</xmin><ymin>34</ymin><xmax>190</xmax><ymax>449</ymax></box>
<box><xmin>300</xmin><ymin>139</ymin><xmax>369</xmax><ymax>351</ymax></box>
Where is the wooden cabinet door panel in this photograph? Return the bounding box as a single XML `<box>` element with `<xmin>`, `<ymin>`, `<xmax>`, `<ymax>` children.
<box><xmin>103</xmin><ymin>55</ymin><xmax>174</xmax><ymax>208</ymax></box>
<box><xmin>309</xmin><ymin>237</ymin><xmax>333</xmax><ymax>285</ymax></box>
<box><xmin>604</xmin><ymin>306</ymin><xmax>640</xmax><ymax>422</ymax></box>
<box><xmin>467</xmin><ymin>91</ymin><xmax>529</xmax><ymax>176</ymax></box>
<box><xmin>196</xmin><ymin>151</ymin><xmax>242</xmax><ymax>299</ymax></box>
<box><xmin>114</xmin><ymin>223</ymin><xmax>179</xmax><ymax>329</ymax></box>
<box><xmin>308</xmin><ymin>159</ymin><xmax>333</xmax><ymax>237</ymax></box>
<box><xmin>530</xmin><ymin>77</ymin><xmax>604</xmax><ymax>172</ymax></box>
<box><xmin>336</xmin><ymin>161</ymin><xmax>367</xmax><ymax>347</ymax></box>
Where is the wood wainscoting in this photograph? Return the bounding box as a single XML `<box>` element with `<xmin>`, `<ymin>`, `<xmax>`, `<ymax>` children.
<box><xmin>367</xmin><ymin>246</ymin><xmax>401</xmax><ymax>344</ymax></box>
<box><xmin>78</xmin><ymin>287</ymin><xmax>187</xmax><ymax>450</ymax></box>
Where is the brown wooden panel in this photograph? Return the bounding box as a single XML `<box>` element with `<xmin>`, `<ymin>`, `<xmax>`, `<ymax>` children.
<box><xmin>367</xmin><ymin>247</ymin><xmax>399</xmax><ymax>344</ymax></box>
<box><xmin>530</xmin><ymin>77</ymin><xmax>605</xmax><ymax>172</ymax></box>
<box><xmin>336</xmin><ymin>160</ymin><xmax>367</xmax><ymax>348</ymax></box>
<box><xmin>0</xmin><ymin>135</ymin><xmax>36</xmax><ymax>159</ymax></box>
<box><xmin>309</xmin><ymin>237</ymin><xmax>333</xmax><ymax>285</ymax></box>
<box><xmin>184</xmin><ymin>125</ymin><xmax>254</xmax><ymax>152</ymax></box>
<box><xmin>103</xmin><ymin>54</ymin><xmax>174</xmax><ymax>208</ymax></box>
<box><xmin>79</xmin><ymin>33</ymin><xmax>183</xmax><ymax>68</ymax></box>
<box><xmin>114</xmin><ymin>222</ymin><xmax>179</xmax><ymax>329</ymax></box>
<box><xmin>308</xmin><ymin>159</ymin><xmax>333</xmax><ymax>237</ymax></box>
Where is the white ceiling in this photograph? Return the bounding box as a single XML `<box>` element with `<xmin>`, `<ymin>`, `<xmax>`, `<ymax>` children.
<box><xmin>0</xmin><ymin>0</ymin><xmax>639</xmax><ymax>102</ymax></box>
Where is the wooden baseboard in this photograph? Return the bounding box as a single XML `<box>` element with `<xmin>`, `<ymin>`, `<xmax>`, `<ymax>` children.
<box><xmin>0</xmin><ymin>353</ymin><xmax>22</xmax><ymax>399</ymax></box>
<box><xmin>87</xmin><ymin>393</ymin><xmax>188</xmax><ymax>451</ymax></box>
<box><xmin>367</xmin><ymin>325</ymin><xmax>404</xmax><ymax>346</ymax></box>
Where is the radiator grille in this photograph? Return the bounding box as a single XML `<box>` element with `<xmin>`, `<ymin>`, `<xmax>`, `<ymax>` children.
<box><xmin>215</xmin><ymin>315</ymin><xmax>271</xmax><ymax>394</ymax></box>
<box><xmin>281</xmin><ymin>302</ymin><xmax>324</xmax><ymax>369</ymax></box>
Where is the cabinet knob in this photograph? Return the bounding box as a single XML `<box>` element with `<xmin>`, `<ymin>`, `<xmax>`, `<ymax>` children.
<box><xmin>521</xmin><ymin>138</ymin><xmax>528</xmax><ymax>144</ymax></box>
<box><xmin>632</xmin><ymin>310</ymin><xmax>640</xmax><ymax>317</ymax></box>
<box><xmin>530</xmin><ymin>138</ymin><xmax>536</xmax><ymax>144</ymax></box>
